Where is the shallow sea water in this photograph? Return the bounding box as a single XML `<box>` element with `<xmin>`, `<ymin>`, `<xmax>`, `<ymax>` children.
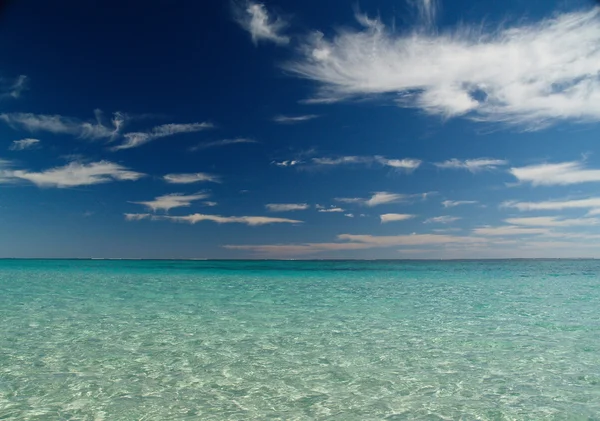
<box><xmin>1</xmin><ymin>259</ymin><xmax>599</xmax><ymax>420</ymax></box>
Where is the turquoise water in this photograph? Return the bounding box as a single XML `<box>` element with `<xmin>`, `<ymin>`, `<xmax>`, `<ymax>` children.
<box><xmin>1</xmin><ymin>260</ymin><xmax>599</xmax><ymax>420</ymax></box>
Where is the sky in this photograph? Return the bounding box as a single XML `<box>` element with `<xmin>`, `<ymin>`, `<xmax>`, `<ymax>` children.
<box><xmin>2</xmin><ymin>0</ymin><xmax>600</xmax><ymax>259</ymax></box>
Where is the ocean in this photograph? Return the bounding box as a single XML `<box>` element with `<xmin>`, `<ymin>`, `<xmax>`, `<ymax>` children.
<box><xmin>0</xmin><ymin>259</ymin><xmax>599</xmax><ymax>420</ymax></box>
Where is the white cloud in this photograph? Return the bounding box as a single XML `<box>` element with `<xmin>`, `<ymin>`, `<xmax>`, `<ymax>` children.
<box><xmin>163</xmin><ymin>173</ymin><xmax>221</xmax><ymax>184</ymax></box>
<box><xmin>318</xmin><ymin>207</ymin><xmax>345</xmax><ymax>213</ymax></box>
<box><xmin>365</xmin><ymin>192</ymin><xmax>406</xmax><ymax>207</ymax></box>
<box><xmin>510</xmin><ymin>161</ymin><xmax>600</xmax><ymax>186</ymax></box>
<box><xmin>131</xmin><ymin>193</ymin><xmax>209</xmax><ymax>213</ymax></box>
<box><xmin>285</xmin><ymin>7</ymin><xmax>600</xmax><ymax>129</ymax></box>
<box><xmin>113</xmin><ymin>123</ymin><xmax>213</xmax><ymax>150</ymax></box>
<box><xmin>473</xmin><ymin>226</ymin><xmax>549</xmax><ymax>236</ymax></box>
<box><xmin>9</xmin><ymin>138</ymin><xmax>40</xmax><ymax>151</ymax></box>
<box><xmin>377</xmin><ymin>157</ymin><xmax>422</xmax><ymax>171</ymax></box>
<box><xmin>312</xmin><ymin>156</ymin><xmax>372</xmax><ymax>166</ymax></box>
<box><xmin>204</xmin><ymin>201</ymin><xmax>218</xmax><ymax>207</ymax></box>
<box><xmin>5</xmin><ymin>161</ymin><xmax>144</xmax><ymax>188</ymax></box>
<box><xmin>335</xmin><ymin>191</ymin><xmax>418</xmax><ymax>207</ymax></box>
<box><xmin>272</xmin><ymin>160</ymin><xmax>302</xmax><ymax>167</ymax></box>
<box><xmin>127</xmin><ymin>213</ymin><xmax>302</xmax><ymax>226</ymax></box>
<box><xmin>266</xmin><ymin>203</ymin><xmax>310</xmax><ymax>212</ymax></box>
<box><xmin>380</xmin><ymin>213</ymin><xmax>415</xmax><ymax>223</ymax></box>
<box><xmin>191</xmin><ymin>138</ymin><xmax>257</xmax><ymax>151</ymax></box>
<box><xmin>502</xmin><ymin>197</ymin><xmax>600</xmax><ymax>212</ymax></box>
<box><xmin>345</xmin><ymin>213</ymin><xmax>354</xmax><ymax>218</ymax></box>
<box><xmin>0</xmin><ymin>111</ymin><xmax>125</xmax><ymax>140</ymax></box>
<box><xmin>273</xmin><ymin>115</ymin><xmax>319</xmax><ymax>123</ymax></box>
<box><xmin>505</xmin><ymin>216</ymin><xmax>600</xmax><ymax>227</ymax></box>
<box><xmin>224</xmin><ymin>232</ymin><xmax>486</xmax><ymax>256</ymax></box>
<box><xmin>435</xmin><ymin>158</ymin><xmax>507</xmax><ymax>172</ymax></box>
<box><xmin>310</xmin><ymin>155</ymin><xmax>421</xmax><ymax>171</ymax></box>
<box><xmin>124</xmin><ymin>213</ymin><xmax>151</xmax><ymax>221</ymax></box>
<box><xmin>234</xmin><ymin>1</ymin><xmax>289</xmax><ymax>45</ymax></box>
<box><xmin>442</xmin><ymin>200</ymin><xmax>478</xmax><ymax>207</ymax></box>
<box><xmin>1</xmin><ymin>75</ymin><xmax>27</xmax><ymax>98</ymax></box>
<box><xmin>424</xmin><ymin>215</ymin><xmax>461</xmax><ymax>224</ymax></box>
<box><xmin>335</xmin><ymin>197</ymin><xmax>364</xmax><ymax>204</ymax></box>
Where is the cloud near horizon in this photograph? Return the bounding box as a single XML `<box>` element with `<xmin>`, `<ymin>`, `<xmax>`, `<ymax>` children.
<box><xmin>126</xmin><ymin>213</ymin><xmax>302</xmax><ymax>226</ymax></box>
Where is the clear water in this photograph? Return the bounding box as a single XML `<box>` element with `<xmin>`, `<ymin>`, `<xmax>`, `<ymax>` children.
<box><xmin>1</xmin><ymin>259</ymin><xmax>599</xmax><ymax>420</ymax></box>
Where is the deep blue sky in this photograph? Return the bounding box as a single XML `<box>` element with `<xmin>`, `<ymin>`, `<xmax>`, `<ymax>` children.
<box><xmin>1</xmin><ymin>0</ymin><xmax>600</xmax><ymax>258</ymax></box>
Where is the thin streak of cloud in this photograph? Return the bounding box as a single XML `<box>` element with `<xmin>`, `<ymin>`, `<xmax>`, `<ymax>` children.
<box><xmin>163</xmin><ymin>173</ymin><xmax>221</xmax><ymax>184</ymax></box>
<box><xmin>266</xmin><ymin>203</ymin><xmax>310</xmax><ymax>212</ymax></box>
<box><xmin>126</xmin><ymin>213</ymin><xmax>302</xmax><ymax>226</ymax></box>
<box><xmin>424</xmin><ymin>215</ymin><xmax>461</xmax><ymax>224</ymax></box>
<box><xmin>510</xmin><ymin>161</ymin><xmax>600</xmax><ymax>186</ymax></box>
<box><xmin>131</xmin><ymin>193</ymin><xmax>209</xmax><ymax>213</ymax></box>
<box><xmin>442</xmin><ymin>200</ymin><xmax>478</xmax><ymax>207</ymax></box>
<box><xmin>435</xmin><ymin>158</ymin><xmax>507</xmax><ymax>172</ymax></box>
<box><xmin>3</xmin><ymin>161</ymin><xmax>144</xmax><ymax>188</ymax></box>
<box><xmin>113</xmin><ymin>122</ymin><xmax>213</xmax><ymax>150</ymax></box>
<box><xmin>273</xmin><ymin>114</ymin><xmax>319</xmax><ymax>124</ymax></box>
<box><xmin>502</xmin><ymin>197</ymin><xmax>600</xmax><ymax>212</ymax></box>
<box><xmin>9</xmin><ymin>138</ymin><xmax>40</xmax><ymax>151</ymax></box>
<box><xmin>380</xmin><ymin>213</ymin><xmax>415</xmax><ymax>223</ymax></box>
<box><xmin>191</xmin><ymin>138</ymin><xmax>257</xmax><ymax>151</ymax></box>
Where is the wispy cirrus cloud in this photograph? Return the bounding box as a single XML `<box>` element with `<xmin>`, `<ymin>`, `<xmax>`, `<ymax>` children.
<box><xmin>505</xmin><ymin>216</ymin><xmax>600</xmax><ymax>227</ymax></box>
<box><xmin>380</xmin><ymin>213</ymin><xmax>415</xmax><ymax>223</ymax></box>
<box><xmin>424</xmin><ymin>215</ymin><xmax>461</xmax><ymax>224</ymax></box>
<box><xmin>1</xmin><ymin>160</ymin><xmax>144</xmax><ymax>188</ymax></box>
<box><xmin>318</xmin><ymin>207</ymin><xmax>345</xmax><ymax>213</ymax></box>
<box><xmin>336</xmin><ymin>192</ymin><xmax>408</xmax><ymax>207</ymax></box>
<box><xmin>310</xmin><ymin>155</ymin><xmax>421</xmax><ymax>172</ymax></box>
<box><xmin>510</xmin><ymin>161</ymin><xmax>600</xmax><ymax>186</ymax></box>
<box><xmin>113</xmin><ymin>122</ymin><xmax>213</xmax><ymax>150</ymax></box>
<box><xmin>266</xmin><ymin>203</ymin><xmax>309</xmax><ymax>212</ymax></box>
<box><xmin>163</xmin><ymin>173</ymin><xmax>221</xmax><ymax>184</ymax></box>
<box><xmin>8</xmin><ymin>138</ymin><xmax>40</xmax><ymax>151</ymax></box>
<box><xmin>126</xmin><ymin>213</ymin><xmax>301</xmax><ymax>226</ymax></box>
<box><xmin>472</xmin><ymin>226</ymin><xmax>550</xmax><ymax>236</ymax></box>
<box><xmin>233</xmin><ymin>1</ymin><xmax>289</xmax><ymax>45</ymax></box>
<box><xmin>1</xmin><ymin>75</ymin><xmax>27</xmax><ymax>99</ymax></box>
<box><xmin>273</xmin><ymin>114</ymin><xmax>319</xmax><ymax>124</ymax></box>
<box><xmin>435</xmin><ymin>158</ymin><xmax>507</xmax><ymax>172</ymax></box>
<box><xmin>0</xmin><ymin>110</ymin><xmax>126</xmax><ymax>140</ymax></box>
<box><xmin>442</xmin><ymin>200</ymin><xmax>478</xmax><ymax>208</ymax></box>
<box><xmin>272</xmin><ymin>160</ymin><xmax>302</xmax><ymax>167</ymax></box>
<box><xmin>502</xmin><ymin>197</ymin><xmax>600</xmax><ymax>212</ymax></box>
<box><xmin>284</xmin><ymin>6</ymin><xmax>600</xmax><ymax>129</ymax></box>
<box><xmin>191</xmin><ymin>138</ymin><xmax>257</xmax><ymax>151</ymax></box>
<box><xmin>131</xmin><ymin>193</ymin><xmax>209</xmax><ymax>213</ymax></box>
